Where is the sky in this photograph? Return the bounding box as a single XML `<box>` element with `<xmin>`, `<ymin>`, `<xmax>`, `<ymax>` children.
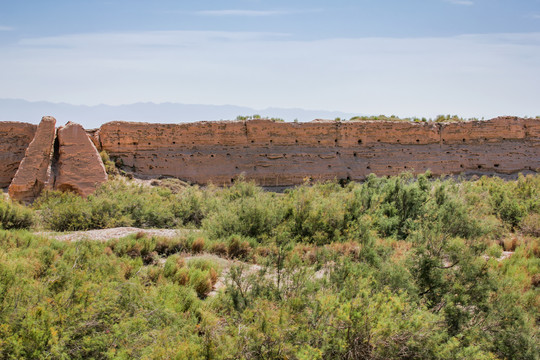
<box><xmin>1</xmin><ymin>0</ymin><xmax>539</xmax><ymax>121</ymax></box>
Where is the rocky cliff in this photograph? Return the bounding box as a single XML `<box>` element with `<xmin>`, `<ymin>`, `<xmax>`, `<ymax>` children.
<box><xmin>2</xmin><ymin>117</ymin><xmax>107</xmax><ymax>202</ymax></box>
<box><xmin>8</xmin><ymin>117</ymin><xmax>56</xmax><ymax>202</ymax></box>
<box><xmin>0</xmin><ymin>122</ymin><xmax>37</xmax><ymax>187</ymax></box>
<box><xmin>1</xmin><ymin>117</ymin><xmax>539</xmax><ymax>201</ymax></box>
<box><xmin>97</xmin><ymin>117</ymin><xmax>540</xmax><ymax>186</ymax></box>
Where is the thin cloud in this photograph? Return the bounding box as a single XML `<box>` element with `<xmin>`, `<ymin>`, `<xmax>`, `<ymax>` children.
<box><xmin>0</xmin><ymin>25</ymin><xmax>14</xmax><ymax>31</ymax></box>
<box><xmin>195</xmin><ymin>9</ymin><xmax>322</xmax><ymax>17</ymax></box>
<box><xmin>197</xmin><ymin>10</ymin><xmax>287</xmax><ymax>16</ymax></box>
<box><xmin>444</xmin><ymin>0</ymin><xmax>474</xmax><ymax>5</ymax></box>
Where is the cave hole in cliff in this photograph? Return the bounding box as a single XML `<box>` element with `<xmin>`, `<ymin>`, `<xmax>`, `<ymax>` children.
<box><xmin>336</xmin><ymin>152</ymin><xmax>341</xmax><ymax>156</ymax></box>
<box><xmin>358</xmin><ymin>139</ymin><xmax>362</xmax><ymax>144</ymax></box>
<box><xmin>377</xmin><ymin>139</ymin><xmax>381</xmax><ymax>142</ymax></box>
<box><xmin>235</xmin><ymin>166</ymin><xmax>239</xmax><ymax>169</ymax></box>
<box><xmin>295</xmin><ymin>139</ymin><xmax>298</xmax><ymax>143</ymax></box>
<box><xmin>226</xmin><ymin>153</ymin><xmax>231</xmax><ymax>157</ymax></box>
<box><xmin>494</xmin><ymin>164</ymin><xmax>500</xmax><ymax>168</ymax></box>
<box><xmin>478</xmin><ymin>165</ymin><xmax>483</xmax><ymax>169</ymax></box>
<box><xmin>460</xmin><ymin>164</ymin><xmax>464</xmax><ymax>168</ymax></box>
<box><xmin>318</xmin><ymin>140</ymin><xmax>321</xmax><ymax>144</ymax></box>
<box><xmin>353</xmin><ymin>152</ymin><xmax>357</xmax><ymax>157</ymax></box>
<box><xmin>416</xmin><ymin>139</ymin><xmax>419</xmax><ymax>143</ymax></box>
<box><xmin>210</xmin><ymin>154</ymin><xmax>214</xmax><ymax>158</ymax></box>
<box><xmin>367</xmin><ymin>166</ymin><xmax>371</xmax><ymax>170</ymax></box>
<box><xmin>117</xmin><ymin>142</ymin><xmax>120</xmax><ymax>145</ymax></box>
<box><xmin>270</xmin><ymin>140</ymin><xmax>273</xmax><ymax>144</ymax></box>
<box><xmin>328</xmin><ymin>165</ymin><xmax>332</xmax><ymax>168</ymax></box>
<box><xmin>334</xmin><ymin>139</ymin><xmax>338</xmax><ymax>144</ymax></box>
<box><xmin>251</xmin><ymin>140</ymin><xmax>255</xmax><ymax>143</ymax></box>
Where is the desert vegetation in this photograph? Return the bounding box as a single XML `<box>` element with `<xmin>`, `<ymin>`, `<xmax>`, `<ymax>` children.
<box><xmin>0</xmin><ymin>173</ymin><xmax>538</xmax><ymax>359</ymax></box>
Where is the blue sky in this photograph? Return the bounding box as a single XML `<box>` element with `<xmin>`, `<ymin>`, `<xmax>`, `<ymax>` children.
<box><xmin>1</xmin><ymin>0</ymin><xmax>539</xmax><ymax>119</ymax></box>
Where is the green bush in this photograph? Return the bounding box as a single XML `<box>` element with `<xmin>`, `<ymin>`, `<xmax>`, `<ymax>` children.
<box><xmin>0</xmin><ymin>198</ymin><xmax>34</xmax><ymax>230</ymax></box>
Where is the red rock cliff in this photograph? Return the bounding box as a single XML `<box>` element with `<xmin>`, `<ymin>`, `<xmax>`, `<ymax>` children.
<box><xmin>97</xmin><ymin>117</ymin><xmax>540</xmax><ymax>186</ymax></box>
<box><xmin>0</xmin><ymin>122</ymin><xmax>37</xmax><ymax>187</ymax></box>
<box><xmin>8</xmin><ymin>117</ymin><xmax>56</xmax><ymax>202</ymax></box>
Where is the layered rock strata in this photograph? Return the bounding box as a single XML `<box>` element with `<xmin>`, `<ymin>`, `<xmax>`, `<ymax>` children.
<box><xmin>0</xmin><ymin>122</ymin><xmax>37</xmax><ymax>187</ymax></box>
<box><xmin>8</xmin><ymin>117</ymin><xmax>56</xmax><ymax>202</ymax></box>
<box><xmin>1</xmin><ymin>116</ymin><xmax>538</xmax><ymax>201</ymax></box>
<box><xmin>97</xmin><ymin>116</ymin><xmax>540</xmax><ymax>186</ymax></box>
<box><xmin>55</xmin><ymin>122</ymin><xmax>108</xmax><ymax>197</ymax></box>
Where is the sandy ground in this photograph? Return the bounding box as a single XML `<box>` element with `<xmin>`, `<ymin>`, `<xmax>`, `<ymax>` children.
<box><xmin>36</xmin><ymin>227</ymin><xmax>197</xmax><ymax>242</ymax></box>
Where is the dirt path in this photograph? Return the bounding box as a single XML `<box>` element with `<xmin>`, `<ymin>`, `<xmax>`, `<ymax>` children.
<box><xmin>36</xmin><ymin>227</ymin><xmax>198</xmax><ymax>242</ymax></box>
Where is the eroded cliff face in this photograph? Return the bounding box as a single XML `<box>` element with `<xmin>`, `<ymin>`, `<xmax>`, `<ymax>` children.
<box><xmin>0</xmin><ymin>122</ymin><xmax>37</xmax><ymax>187</ymax></box>
<box><xmin>55</xmin><ymin>122</ymin><xmax>108</xmax><ymax>197</ymax></box>
<box><xmin>1</xmin><ymin>117</ymin><xmax>538</xmax><ymax>200</ymax></box>
<box><xmin>98</xmin><ymin>116</ymin><xmax>540</xmax><ymax>186</ymax></box>
<box><xmin>8</xmin><ymin>117</ymin><xmax>56</xmax><ymax>202</ymax></box>
<box><xmin>2</xmin><ymin>118</ymin><xmax>107</xmax><ymax>202</ymax></box>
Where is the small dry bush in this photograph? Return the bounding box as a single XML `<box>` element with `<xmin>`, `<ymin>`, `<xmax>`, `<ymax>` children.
<box><xmin>209</xmin><ymin>242</ymin><xmax>228</xmax><ymax>257</ymax></box>
<box><xmin>227</xmin><ymin>236</ymin><xmax>252</xmax><ymax>260</ymax></box>
<box><xmin>521</xmin><ymin>213</ymin><xmax>540</xmax><ymax>237</ymax></box>
<box><xmin>191</xmin><ymin>237</ymin><xmax>205</xmax><ymax>253</ymax></box>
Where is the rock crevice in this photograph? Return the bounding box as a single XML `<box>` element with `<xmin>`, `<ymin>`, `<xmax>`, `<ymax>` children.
<box><xmin>5</xmin><ymin>117</ymin><xmax>107</xmax><ymax>202</ymax></box>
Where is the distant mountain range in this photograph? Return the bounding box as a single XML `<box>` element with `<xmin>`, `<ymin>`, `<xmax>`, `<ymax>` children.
<box><xmin>0</xmin><ymin>99</ymin><xmax>357</xmax><ymax>129</ymax></box>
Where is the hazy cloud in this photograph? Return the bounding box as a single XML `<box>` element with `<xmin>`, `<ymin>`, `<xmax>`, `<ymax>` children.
<box><xmin>196</xmin><ymin>9</ymin><xmax>290</xmax><ymax>16</ymax></box>
<box><xmin>444</xmin><ymin>0</ymin><xmax>474</xmax><ymax>5</ymax></box>
<box><xmin>1</xmin><ymin>31</ymin><xmax>539</xmax><ymax>118</ymax></box>
<box><xmin>194</xmin><ymin>9</ymin><xmax>322</xmax><ymax>17</ymax></box>
<box><xmin>0</xmin><ymin>25</ymin><xmax>13</xmax><ymax>31</ymax></box>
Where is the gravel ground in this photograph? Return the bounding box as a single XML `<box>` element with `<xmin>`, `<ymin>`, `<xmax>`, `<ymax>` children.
<box><xmin>36</xmin><ymin>227</ymin><xmax>197</xmax><ymax>242</ymax></box>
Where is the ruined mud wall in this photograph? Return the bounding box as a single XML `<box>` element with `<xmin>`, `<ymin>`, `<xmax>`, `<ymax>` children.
<box><xmin>97</xmin><ymin>117</ymin><xmax>540</xmax><ymax>186</ymax></box>
<box><xmin>0</xmin><ymin>122</ymin><xmax>37</xmax><ymax>187</ymax></box>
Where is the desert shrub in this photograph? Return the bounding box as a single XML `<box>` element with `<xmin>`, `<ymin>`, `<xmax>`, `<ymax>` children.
<box><xmin>187</xmin><ymin>258</ymin><xmax>219</xmax><ymax>285</ymax></box>
<box><xmin>108</xmin><ymin>234</ymin><xmax>157</xmax><ymax>260</ymax></box>
<box><xmin>163</xmin><ymin>254</ymin><xmax>185</xmax><ymax>278</ymax></box>
<box><xmin>35</xmin><ymin>179</ymin><xmax>179</xmax><ymax>230</ymax></box>
<box><xmin>34</xmin><ymin>190</ymin><xmax>91</xmax><ymax>231</ymax></box>
<box><xmin>154</xmin><ymin>178</ymin><xmax>189</xmax><ymax>194</ymax></box>
<box><xmin>374</xmin><ymin>173</ymin><xmax>430</xmax><ymax>239</ymax></box>
<box><xmin>208</xmin><ymin>241</ymin><xmax>228</xmax><ymax>257</ymax></box>
<box><xmin>189</xmin><ymin>269</ymin><xmax>213</xmax><ymax>298</ymax></box>
<box><xmin>227</xmin><ymin>235</ymin><xmax>253</xmax><ymax>260</ymax></box>
<box><xmin>520</xmin><ymin>213</ymin><xmax>540</xmax><ymax>237</ymax></box>
<box><xmin>154</xmin><ymin>236</ymin><xmax>188</xmax><ymax>256</ymax></box>
<box><xmin>191</xmin><ymin>237</ymin><xmax>205</xmax><ymax>253</ymax></box>
<box><xmin>0</xmin><ymin>198</ymin><xmax>34</xmax><ymax>230</ymax></box>
<box><xmin>171</xmin><ymin>186</ymin><xmax>207</xmax><ymax>226</ymax></box>
<box><xmin>100</xmin><ymin>150</ymin><xmax>119</xmax><ymax>176</ymax></box>
<box><xmin>283</xmin><ymin>182</ymin><xmax>349</xmax><ymax>244</ymax></box>
<box><xmin>202</xmin><ymin>187</ymin><xmax>284</xmax><ymax>240</ymax></box>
